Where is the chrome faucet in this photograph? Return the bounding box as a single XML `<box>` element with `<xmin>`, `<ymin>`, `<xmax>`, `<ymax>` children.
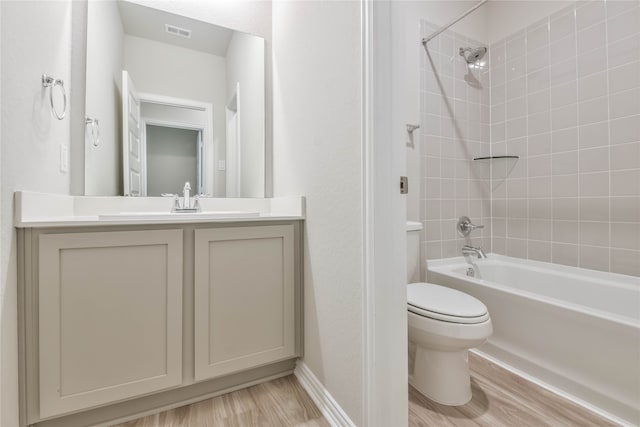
<box><xmin>171</xmin><ymin>182</ymin><xmax>201</xmax><ymax>213</ymax></box>
<box><xmin>462</xmin><ymin>245</ymin><xmax>487</xmax><ymax>259</ymax></box>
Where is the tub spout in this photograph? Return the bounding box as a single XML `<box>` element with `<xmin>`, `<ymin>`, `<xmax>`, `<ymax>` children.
<box><xmin>462</xmin><ymin>245</ymin><xmax>487</xmax><ymax>259</ymax></box>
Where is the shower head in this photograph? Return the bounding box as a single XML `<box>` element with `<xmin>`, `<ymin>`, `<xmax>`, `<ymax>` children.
<box><xmin>459</xmin><ymin>46</ymin><xmax>488</xmax><ymax>64</ymax></box>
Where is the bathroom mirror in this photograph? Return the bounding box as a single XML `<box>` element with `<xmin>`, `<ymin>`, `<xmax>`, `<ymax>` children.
<box><xmin>84</xmin><ymin>0</ymin><xmax>265</xmax><ymax>197</ymax></box>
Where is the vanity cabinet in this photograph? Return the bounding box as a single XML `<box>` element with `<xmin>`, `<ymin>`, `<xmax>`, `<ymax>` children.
<box><xmin>18</xmin><ymin>221</ymin><xmax>302</xmax><ymax>427</ymax></box>
<box><xmin>36</xmin><ymin>230</ymin><xmax>184</xmax><ymax>418</ymax></box>
<box><xmin>194</xmin><ymin>225</ymin><xmax>295</xmax><ymax>380</ymax></box>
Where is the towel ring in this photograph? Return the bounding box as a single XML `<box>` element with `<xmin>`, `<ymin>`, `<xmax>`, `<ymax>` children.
<box><xmin>42</xmin><ymin>74</ymin><xmax>66</xmax><ymax>120</ymax></box>
<box><xmin>85</xmin><ymin>116</ymin><xmax>100</xmax><ymax>147</ymax></box>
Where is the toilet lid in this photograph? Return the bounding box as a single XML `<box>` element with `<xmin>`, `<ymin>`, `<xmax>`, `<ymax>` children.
<box><xmin>407</xmin><ymin>283</ymin><xmax>489</xmax><ymax>324</ymax></box>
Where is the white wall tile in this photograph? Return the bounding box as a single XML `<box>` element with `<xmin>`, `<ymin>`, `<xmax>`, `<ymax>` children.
<box><xmin>528</xmin><ymin>133</ymin><xmax>552</xmax><ymax>155</ymax></box>
<box><xmin>609</xmin><ymin>88</ymin><xmax>640</xmax><ymax>119</ymax></box>
<box><xmin>528</xmin><ymin>197</ymin><xmax>552</xmax><ymax>217</ymax></box>
<box><xmin>578</xmin><ymin>96</ymin><xmax>608</xmax><ymax>125</ymax></box>
<box><xmin>580</xmin><ymin>197</ymin><xmax>609</xmax><ymax>221</ymax></box>
<box><xmin>610</xmin><ymin>248</ymin><xmax>640</xmax><ymax>276</ymax></box>
<box><xmin>579</xmin><ymin>245</ymin><xmax>610</xmax><ymax>272</ymax></box>
<box><xmin>507</xmin><ymin>97</ymin><xmax>527</xmax><ymax>120</ymax></box>
<box><xmin>579</xmin><ymin>146</ymin><xmax>609</xmax><ymax>173</ymax></box>
<box><xmin>551</xmin><ymin>81</ymin><xmax>577</xmax><ymax>108</ymax></box>
<box><xmin>529</xmin><ymin>111</ymin><xmax>552</xmax><ymax>135</ymax></box>
<box><xmin>577</xmin><ymin>47</ymin><xmax>607</xmax><ymax>78</ymax></box>
<box><xmin>551</xmin><ymin>103</ymin><xmax>578</xmax><ymax>130</ymax></box>
<box><xmin>506</xmin><ymin>76</ymin><xmax>526</xmax><ymax>100</ymax></box>
<box><xmin>552</xmin><ymin>173</ymin><xmax>579</xmax><ymax>197</ymax></box>
<box><xmin>611</xmin><ymin>223</ymin><xmax>640</xmax><ymax>250</ymax></box>
<box><xmin>550</xmin><ymin>10</ymin><xmax>576</xmax><ymax>42</ymax></box>
<box><xmin>608</xmin><ymin>61</ymin><xmax>640</xmax><ymax>94</ymax></box>
<box><xmin>552</xmin><ymin>127</ymin><xmax>579</xmax><ymax>152</ymax></box>
<box><xmin>580</xmin><ymin>171</ymin><xmax>609</xmax><ymax>197</ymax></box>
<box><xmin>506</xmin><ymin>33</ymin><xmax>526</xmax><ymax>61</ymax></box>
<box><xmin>611</xmin><ymin>142</ymin><xmax>640</xmax><ymax>171</ymax></box>
<box><xmin>607</xmin><ymin>34</ymin><xmax>640</xmax><ymax>69</ymax></box>
<box><xmin>579</xmin><ymin>221</ymin><xmax>610</xmax><ymax>246</ymax></box>
<box><xmin>507</xmin><ymin>56</ymin><xmax>527</xmax><ymax>81</ymax></box>
<box><xmin>550</xmin><ymin>34</ymin><xmax>577</xmax><ymax>64</ymax></box>
<box><xmin>528</xmin><ymin>178</ymin><xmax>552</xmax><ymax>199</ymax></box>
<box><xmin>552</xmin><ymin>242</ymin><xmax>580</xmax><ymax>266</ymax></box>
<box><xmin>611</xmin><ymin>197</ymin><xmax>640</xmax><ymax>222</ymax></box>
<box><xmin>528</xmin><ymin>89</ymin><xmax>550</xmax><ymax>114</ymax></box>
<box><xmin>576</xmin><ymin>22</ymin><xmax>606</xmax><ymax>55</ymax></box>
<box><xmin>550</xmin><ymin>58</ymin><xmax>577</xmax><ymax>87</ymax></box>
<box><xmin>422</xmin><ymin>4</ymin><xmax>640</xmax><ymax>274</ymax></box>
<box><xmin>528</xmin><ymin>240</ymin><xmax>552</xmax><ymax>262</ymax></box>
<box><xmin>611</xmin><ymin>170</ymin><xmax>640</xmax><ymax>197</ymax></box>
<box><xmin>576</xmin><ymin>0</ymin><xmax>606</xmax><ymax>31</ymax></box>
<box><xmin>578</xmin><ymin>121</ymin><xmax>608</xmax><ymax>149</ymax></box>
<box><xmin>607</xmin><ymin>0</ymin><xmax>639</xmax><ymax>19</ymax></box>
<box><xmin>507</xmin><ymin>117</ymin><xmax>527</xmax><ymax>139</ymax></box>
<box><xmin>607</xmin><ymin>5</ymin><xmax>640</xmax><ymax>44</ymax></box>
<box><xmin>610</xmin><ymin>115</ymin><xmax>640</xmax><ymax>145</ymax></box>
<box><xmin>577</xmin><ymin>71</ymin><xmax>607</xmax><ymax>101</ymax></box>
<box><xmin>528</xmin><ymin>68</ymin><xmax>551</xmax><ymax>94</ymax></box>
<box><xmin>527</xmin><ymin>23</ymin><xmax>550</xmax><ymax>52</ymax></box>
<box><xmin>553</xmin><ymin>220</ymin><xmax>580</xmax><ymax>243</ymax></box>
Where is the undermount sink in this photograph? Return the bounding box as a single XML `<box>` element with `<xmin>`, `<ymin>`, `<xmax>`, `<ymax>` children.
<box><xmin>98</xmin><ymin>211</ymin><xmax>260</xmax><ymax>220</ymax></box>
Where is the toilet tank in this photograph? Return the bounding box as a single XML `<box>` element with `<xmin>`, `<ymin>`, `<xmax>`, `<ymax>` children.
<box><xmin>406</xmin><ymin>221</ymin><xmax>423</xmax><ymax>283</ymax></box>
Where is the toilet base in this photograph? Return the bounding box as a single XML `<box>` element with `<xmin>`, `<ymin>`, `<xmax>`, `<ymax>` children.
<box><xmin>410</xmin><ymin>346</ymin><xmax>472</xmax><ymax>406</ymax></box>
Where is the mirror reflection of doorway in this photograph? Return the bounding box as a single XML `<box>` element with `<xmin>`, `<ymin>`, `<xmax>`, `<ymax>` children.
<box><xmin>145</xmin><ymin>124</ymin><xmax>203</xmax><ymax>196</ymax></box>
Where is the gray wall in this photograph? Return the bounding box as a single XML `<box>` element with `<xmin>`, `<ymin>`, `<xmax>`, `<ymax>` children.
<box><xmin>146</xmin><ymin>125</ymin><xmax>198</xmax><ymax>197</ymax></box>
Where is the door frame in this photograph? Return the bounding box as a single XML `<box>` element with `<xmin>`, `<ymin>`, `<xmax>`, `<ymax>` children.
<box><xmin>225</xmin><ymin>83</ymin><xmax>241</xmax><ymax>197</ymax></box>
<box><xmin>138</xmin><ymin>92</ymin><xmax>214</xmax><ymax>196</ymax></box>
<box><xmin>141</xmin><ymin>119</ymin><xmax>205</xmax><ymax>196</ymax></box>
<box><xmin>362</xmin><ymin>0</ymin><xmax>408</xmax><ymax>426</ymax></box>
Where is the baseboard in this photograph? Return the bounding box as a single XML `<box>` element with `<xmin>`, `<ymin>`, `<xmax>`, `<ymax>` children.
<box><xmin>294</xmin><ymin>360</ymin><xmax>355</xmax><ymax>427</ymax></box>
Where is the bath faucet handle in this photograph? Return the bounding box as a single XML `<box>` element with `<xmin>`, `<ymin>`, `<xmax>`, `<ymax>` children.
<box><xmin>457</xmin><ymin>216</ymin><xmax>484</xmax><ymax>237</ymax></box>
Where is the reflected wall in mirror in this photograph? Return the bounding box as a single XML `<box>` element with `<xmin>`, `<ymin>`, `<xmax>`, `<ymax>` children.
<box><xmin>84</xmin><ymin>0</ymin><xmax>265</xmax><ymax>197</ymax></box>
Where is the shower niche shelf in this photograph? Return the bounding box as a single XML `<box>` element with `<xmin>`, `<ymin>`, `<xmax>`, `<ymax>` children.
<box><xmin>471</xmin><ymin>155</ymin><xmax>519</xmax><ymax>183</ymax></box>
<box><xmin>472</xmin><ymin>155</ymin><xmax>519</xmax><ymax>161</ymax></box>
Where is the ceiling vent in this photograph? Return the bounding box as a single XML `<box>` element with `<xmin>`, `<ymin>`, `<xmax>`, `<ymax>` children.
<box><xmin>165</xmin><ymin>24</ymin><xmax>192</xmax><ymax>39</ymax></box>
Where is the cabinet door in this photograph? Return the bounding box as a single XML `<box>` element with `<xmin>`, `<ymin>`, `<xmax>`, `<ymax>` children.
<box><xmin>38</xmin><ymin>230</ymin><xmax>183</xmax><ymax>418</ymax></box>
<box><xmin>194</xmin><ymin>225</ymin><xmax>295</xmax><ymax>381</ymax></box>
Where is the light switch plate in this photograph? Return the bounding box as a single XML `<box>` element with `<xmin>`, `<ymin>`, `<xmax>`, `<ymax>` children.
<box><xmin>59</xmin><ymin>144</ymin><xmax>69</xmax><ymax>173</ymax></box>
<box><xmin>218</xmin><ymin>160</ymin><xmax>226</xmax><ymax>171</ymax></box>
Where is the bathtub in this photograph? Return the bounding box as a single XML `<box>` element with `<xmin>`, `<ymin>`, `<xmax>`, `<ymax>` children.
<box><xmin>427</xmin><ymin>254</ymin><xmax>640</xmax><ymax>426</ymax></box>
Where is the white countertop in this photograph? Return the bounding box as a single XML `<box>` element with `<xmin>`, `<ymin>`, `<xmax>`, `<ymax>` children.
<box><xmin>14</xmin><ymin>191</ymin><xmax>305</xmax><ymax>228</ymax></box>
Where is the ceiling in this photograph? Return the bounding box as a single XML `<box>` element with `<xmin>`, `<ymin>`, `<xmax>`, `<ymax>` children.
<box><xmin>118</xmin><ymin>0</ymin><xmax>234</xmax><ymax>57</ymax></box>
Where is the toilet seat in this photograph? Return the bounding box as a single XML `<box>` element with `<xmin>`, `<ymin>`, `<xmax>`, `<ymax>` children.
<box><xmin>407</xmin><ymin>283</ymin><xmax>489</xmax><ymax>324</ymax></box>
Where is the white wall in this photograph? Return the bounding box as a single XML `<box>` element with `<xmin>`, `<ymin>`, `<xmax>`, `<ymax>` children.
<box><xmin>146</xmin><ymin>126</ymin><xmax>198</xmax><ymax>196</ymax></box>
<box><xmin>226</xmin><ymin>32</ymin><xmax>265</xmax><ymax>198</ymax></box>
<box><xmin>84</xmin><ymin>0</ymin><xmax>124</xmax><ymax>196</ymax></box>
<box><xmin>124</xmin><ymin>35</ymin><xmax>226</xmax><ymax>197</ymax></box>
<box><xmin>1</xmin><ymin>1</ymin><xmax>73</xmax><ymax>425</ymax></box>
<box><xmin>272</xmin><ymin>1</ymin><xmax>364</xmax><ymax>424</ymax></box>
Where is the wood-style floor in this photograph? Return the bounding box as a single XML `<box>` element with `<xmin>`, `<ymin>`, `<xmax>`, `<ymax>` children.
<box><xmin>409</xmin><ymin>352</ymin><xmax>620</xmax><ymax>427</ymax></box>
<box><xmin>112</xmin><ymin>375</ymin><xmax>329</xmax><ymax>427</ymax></box>
<box><xmin>114</xmin><ymin>353</ymin><xmax>619</xmax><ymax>427</ymax></box>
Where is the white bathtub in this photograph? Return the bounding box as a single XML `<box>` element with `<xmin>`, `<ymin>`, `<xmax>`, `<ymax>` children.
<box><xmin>427</xmin><ymin>254</ymin><xmax>640</xmax><ymax>426</ymax></box>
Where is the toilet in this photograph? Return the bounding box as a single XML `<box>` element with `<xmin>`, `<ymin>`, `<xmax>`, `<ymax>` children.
<box><xmin>406</xmin><ymin>221</ymin><xmax>492</xmax><ymax>406</ymax></box>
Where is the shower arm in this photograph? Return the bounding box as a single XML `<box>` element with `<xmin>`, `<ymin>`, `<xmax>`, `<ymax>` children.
<box><xmin>421</xmin><ymin>0</ymin><xmax>488</xmax><ymax>46</ymax></box>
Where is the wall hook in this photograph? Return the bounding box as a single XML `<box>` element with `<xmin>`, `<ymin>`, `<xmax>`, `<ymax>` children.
<box><xmin>406</xmin><ymin>124</ymin><xmax>420</xmax><ymax>133</ymax></box>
